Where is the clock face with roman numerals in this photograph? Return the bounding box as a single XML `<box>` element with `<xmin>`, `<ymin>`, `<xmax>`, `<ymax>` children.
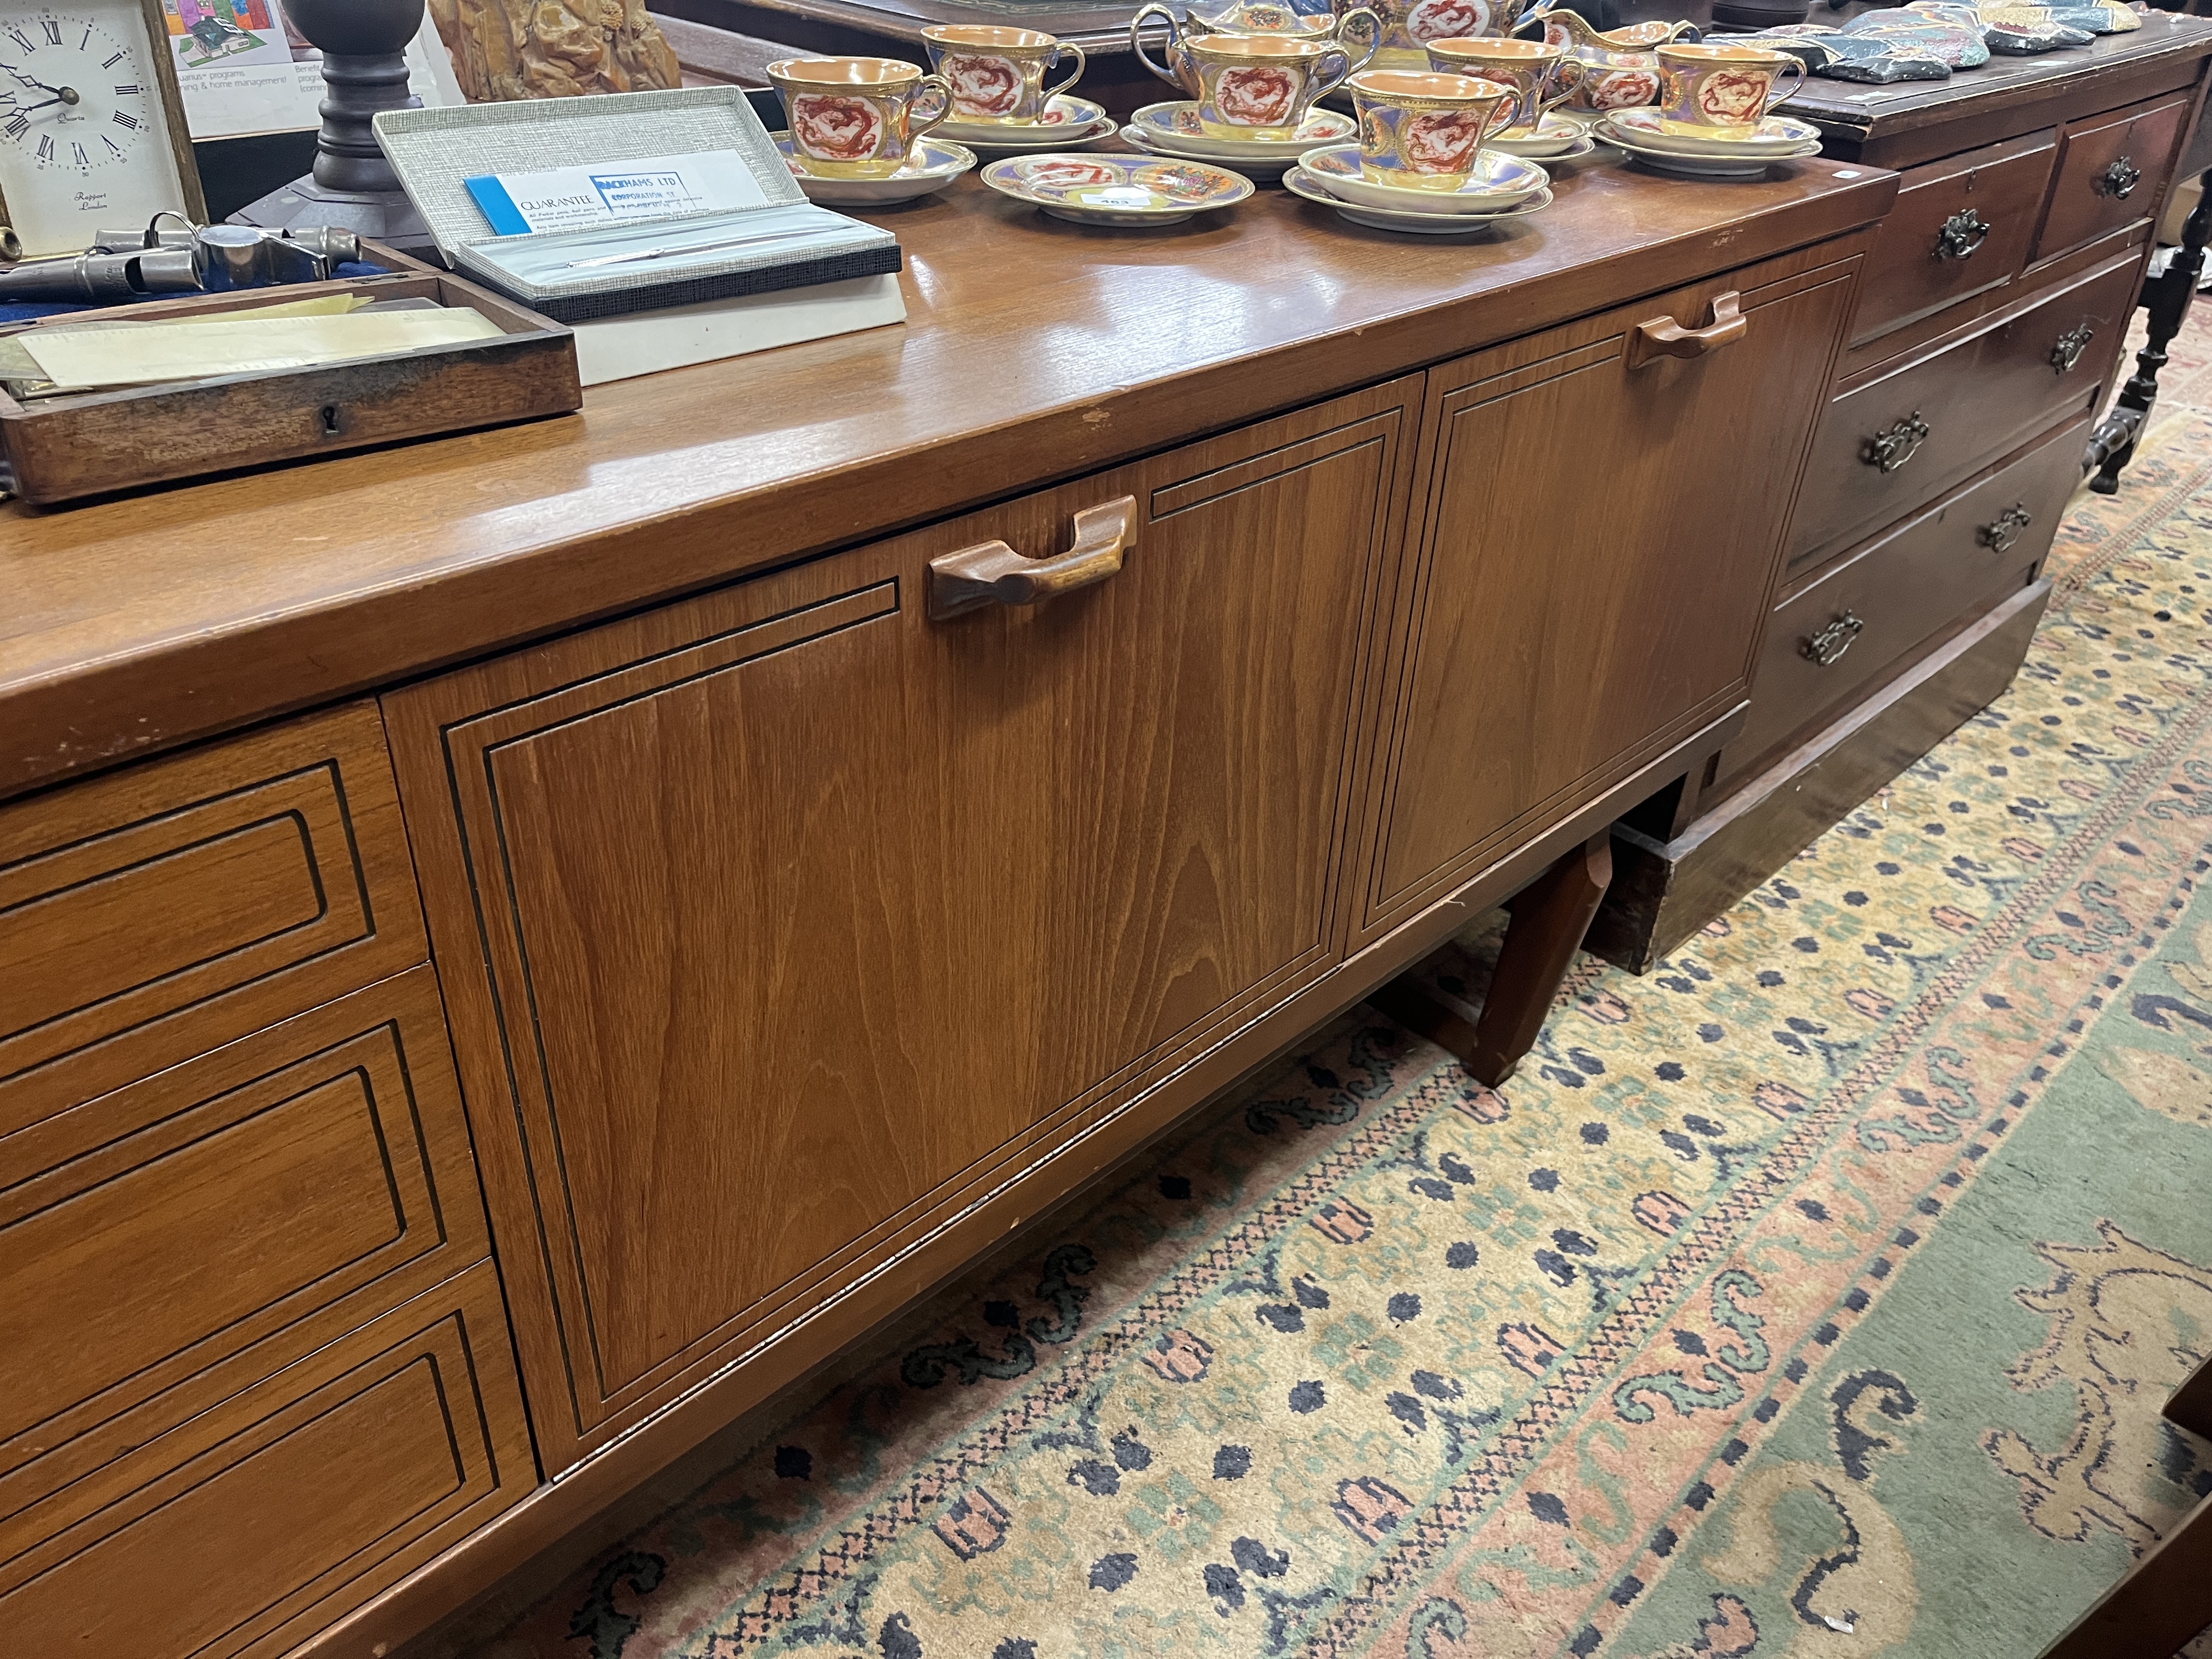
<box><xmin>0</xmin><ymin>4</ymin><xmax>194</xmax><ymax>255</ymax></box>
<box><xmin>0</xmin><ymin>12</ymin><xmax>148</xmax><ymax>171</ymax></box>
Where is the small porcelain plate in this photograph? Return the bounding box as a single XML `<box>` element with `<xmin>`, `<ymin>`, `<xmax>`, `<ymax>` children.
<box><xmin>1598</xmin><ymin>120</ymin><xmax>1821</xmax><ymax>178</ymax></box>
<box><xmin>1285</xmin><ymin>163</ymin><xmax>1551</xmax><ymax>233</ymax></box>
<box><xmin>1299</xmin><ymin>143</ymin><xmax>1549</xmax><ymax>215</ymax></box>
<box><xmin>1125</xmin><ymin>101</ymin><xmax>1357</xmax><ymax>161</ymax></box>
<box><xmin>1485</xmin><ymin>112</ymin><xmax>1595</xmax><ymax>159</ymax></box>
<box><xmin>1601</xmin><ymin>108</ymin><xmax>1826</xmax><ymax>157</ymax></box>
<box><xmin>774</xmin><ymin>134</ymin><xmax>977</xmax><ymax>204</ymax></box>
<box><xmin>938</xmin><ymin>95</ymin><xmax>1115</xmax><ymax>150</ymax></box>
<box><xmin>980</xmin><ymin>153</ymin><xmax>1255</xmax><ymax>225</ymax></box>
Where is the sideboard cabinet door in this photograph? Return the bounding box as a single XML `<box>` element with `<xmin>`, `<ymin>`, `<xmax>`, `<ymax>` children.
<box><xmin>383</xmin><ymin>379</ymin><xmax>1417</xmax><ymax>1469</ymax></box>
<box><xmin>1351</xmin><ymin>245</ymin><xmax>1861</xmax><ymax>946</ymax></box>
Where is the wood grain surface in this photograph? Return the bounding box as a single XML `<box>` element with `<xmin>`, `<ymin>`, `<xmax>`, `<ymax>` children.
<box><xmin>1352</xmin><ymin>244</ymin><xmax>1860</xmax><ymax>948</ymax></box>
<box><xmin>0</xmin><ymin>1261</ymin><xmax>531</xmax><ymax>1659</ymax></box>
<box><xmin>0</xmin><ymin>700</ymin><xmax>427</xmax><ymax>1135</ymax></box>
<box><xmin>1</xmin><ymin>158</ymin><xmax>1894</xmax><ymax>804</ymax></box>
<box><xmin>382</xmin><ymin>377</ymin><xmax>1420</xmax><ymax>1469</ymax></box>
<box><xmin>0</xmin><ymin>965</ymin><xmax>493</xmax><ymax>1560</ymax></box>
<box><xmin>1789</xmin><ymin>247</ymin><xmax>2141</xmax><ymax>568</ymax></box>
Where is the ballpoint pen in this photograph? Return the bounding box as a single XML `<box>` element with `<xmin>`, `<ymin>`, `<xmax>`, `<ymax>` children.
<box><xmin>551</xmin><ymin>228</ymin><xmax>808</xmax><ymax>272</ymax></box>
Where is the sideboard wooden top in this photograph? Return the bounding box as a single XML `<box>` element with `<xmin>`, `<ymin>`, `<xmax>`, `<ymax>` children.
<box><xmin>1</xmin><ymin>157</ymin><xmax>1894</xmax><ymax>802</ymax></box>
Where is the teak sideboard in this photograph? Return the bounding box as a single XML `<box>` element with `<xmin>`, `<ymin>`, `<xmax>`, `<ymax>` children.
<box><xmin>2</xmin><ymin>147</ymin><xmax>1991</xmax><ymax>1659</ymax></box>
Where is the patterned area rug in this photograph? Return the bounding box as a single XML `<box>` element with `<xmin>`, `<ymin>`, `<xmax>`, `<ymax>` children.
<box><xmin>475</xmin><ymin>347</ymin><xmax>2212</xmax><ymax>1659</ymax></box>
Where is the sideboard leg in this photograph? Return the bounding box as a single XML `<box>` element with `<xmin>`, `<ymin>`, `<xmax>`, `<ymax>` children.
<box><xmin>1466</xmin><ymin>830</ymin><xmax>1613</xmax><ymax>1085</ymax></box>
<box><xmin>1375</xmin><ymin>830</ymin><xmax>1613</xmax><ymax>1089</ymax></box>
<box><xmin>2087</xmin><ymin>165</ymin><xmax>2212</xmax><ymax>494</ymax></box>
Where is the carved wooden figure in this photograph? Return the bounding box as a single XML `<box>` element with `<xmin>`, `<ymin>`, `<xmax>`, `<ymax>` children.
<box><xmin>428</xmin><ymin>0</ymin><xmax>682</xmax><ymax>101</ymax></box>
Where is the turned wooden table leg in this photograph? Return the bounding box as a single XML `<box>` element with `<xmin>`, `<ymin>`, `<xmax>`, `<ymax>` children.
<box><xmin>1374</xmin><ymin>829</ymin><xmax>1613</xmax><ymax>1088</ymax></box>
<box><xmin>2087</xmin><ymin>164</ymin><xmax>2212</xmax><ymax>495</ymax></box>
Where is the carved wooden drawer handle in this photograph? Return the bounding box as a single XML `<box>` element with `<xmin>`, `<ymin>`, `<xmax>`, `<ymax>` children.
<box><xmin>1933</xmin><ymin>208</ymin><xmax>1990</xmax><ymax>260</ymax></box>
<box><xmin>1979</xmin><ymin>501</ymin><xmax>2033</xmax><ymax>554</ymax></box>
<box><xmin>2051</xmin><ymin>323</ymin><xmax>2094</xmax><ymax>374</ymax></box>
<box><xmin>1802</xmin><ymin>612</ymin><xmax>1865</xmax><ymax>668</ymax></box>
<box><xmin>1863</xmin><ymin>411</ymin><xmax>1929</xmax><ymax>474</ymax></box>
<box><xmin>928</xmin><ymin>495</ymin><xmax>1138</xmax><ymax>619</ymax></box>
<box><xmin>2097</xmin><ymin>156</ymin><xmax>2141</xmax><ymax>200</ymax></box>
<box><xmin>1626</xmin><ymin>291</ymin><xmax>1745</xmax><ymax>370</ymax></box>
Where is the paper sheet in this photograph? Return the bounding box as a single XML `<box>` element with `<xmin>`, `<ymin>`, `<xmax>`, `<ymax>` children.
<box><xmin>19</xmin><ymin>308</ymin><xmax>504</xmax><ymax>389</ymax></box>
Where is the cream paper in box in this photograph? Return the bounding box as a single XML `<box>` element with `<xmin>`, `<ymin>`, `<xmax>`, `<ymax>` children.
<box><xmin>20</xmin><ymin>310</ymin><xmax>504</xmax><ymax>391</ymax></box>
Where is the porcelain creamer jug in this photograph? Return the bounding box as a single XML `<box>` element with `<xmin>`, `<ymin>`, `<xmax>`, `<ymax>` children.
<box><xmin>1516</xmin><ymin>8</ymin><xmax>1698</xmax><ymax>109</ymax></box>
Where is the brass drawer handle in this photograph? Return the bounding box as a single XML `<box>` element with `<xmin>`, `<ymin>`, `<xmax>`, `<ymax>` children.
<box><xmin>1933</xmin><ymin>208</ymin><xmax>1990</xmax><ymax>260</ymax></box>
<box><xmin>929</xmin><ymin>496</ymin><xmax>1138</xmax><ymax>619</ymax></box>
<box><xmin>1626</xmin><ymin>291</ymin><xmax>1745</xmax><ymax>370</ymax></box>
<box><xmin>1979</xmin><ymin>501</ymin><xmax>2033</xmax><ymax>554</ymax></box>
<box><xmin>2096</xmin><ymin>155</ymin><xmax>2140</xmax><ymax>200</ymax></box>
<box><xmin>2051</xmin><ymin>323</ymin><xmax>2094</xmax><ymax>374</ymax></box>
<box><xmin>1863</xmin><ymin>412</ymin><xmax>1929</xmax><ymax>473</ymax></box>
<box><xmin>1803</xmin><ymin>612</ymin><xmax>1865</xmax><ymax>668</ymax></box>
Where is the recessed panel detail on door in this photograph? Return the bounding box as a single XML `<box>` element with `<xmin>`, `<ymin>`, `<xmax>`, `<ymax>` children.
<box><xmin>383</xmin><ymin>381</ymin><xmax>1414</xmax><ymax>1466</ymax></box>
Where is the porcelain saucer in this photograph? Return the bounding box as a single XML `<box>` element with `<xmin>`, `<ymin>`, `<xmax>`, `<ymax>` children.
<box><xmin>980</xmin><ymin>153</ymin><xmax>1255</xmax><ymax>225</ymax></box>
<box><xmin>1285</xmin><ymin>163</ymin><xmax>1551</xmax><ymax>233</ymax></box>
<box><xmin>1485</xmin><ymin>113</ymin><xmax>1595</xmax><ymax>159</ymax></box>
<box><xmin>1597</xmin><ymin>120</ymin><xmax>1820</xmax><ymax>178</ymax></box>
<box><xmin>938</xmin><ymin>95</ymin><xmax>1114</xmax><ymax>150</ymax></box>
<box><xmin>1601</xmin><ymin>108</ymin><xmax>1825</xmax><ymax>157</ymax></box>
<box><xmin>1122</xmin><ymin>125</ymin><xmax>1300</xmax><ymax>180</ymax></box>
<box><xmin>1124</xmin><ymin>100</ymin><xmax>1357</xmax><ymax>161</ymax></box>
<box><xmin>1298</xmin><ymin>143</ymin><xmax>1550</xmax><ymax>214</ymax></box>
<box><xmin>774</xmin><ymin>134</ymin><xmax>977</xmax><ymax>204</ymax></box>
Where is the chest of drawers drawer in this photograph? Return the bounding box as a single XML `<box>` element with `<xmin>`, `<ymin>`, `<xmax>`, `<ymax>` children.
<box><xmin>0</xmin><ymin>702</ymin><xmax>427</xmax><ymax>1136</ymax></box>
<box><xmin>2034</xmin><ymin>90</ymin><xmax>2193</xmax><ymax>265</ymax></box>
<box><xmin>1788</xmin><ymin>249</ymin><xmax>2138</xmax><ymax>569</ymax></box>
<box><xmin>1731</xmin><ymin>413</ymin><xmax>2086</xmax><ymax>782</ymax></box>
<box><xmin>1850</xmin><ymin>131</ymin><xmax>2057</xmax><ymax>349</ymax></box>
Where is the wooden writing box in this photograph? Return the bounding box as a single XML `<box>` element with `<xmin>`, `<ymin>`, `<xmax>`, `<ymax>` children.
<box><xmin>0</xmin><ymin>246</ymin><xmax>581</xmax><ymax>507</ymax></box>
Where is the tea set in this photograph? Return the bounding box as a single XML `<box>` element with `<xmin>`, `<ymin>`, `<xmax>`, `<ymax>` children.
<box><xmin>764</xmin><ymin>0</ymin><xmax>1828</xmax><ymax>230</ymax></box>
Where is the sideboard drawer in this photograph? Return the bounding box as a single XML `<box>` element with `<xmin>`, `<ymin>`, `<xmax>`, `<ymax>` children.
<box><xmin>1849</xmin><ymin>130</ymin><xmax>2056</xmax><ymax>347</ymax></box>
<box><xmin>1789</xmin><ymin>249</ymin><xmax>2138</xmax><ymax>567</ymax></box>
<box><xmin>0</xmin><ymin>702</ymin><xmax>426</xmax><ymax>1137</ymax></box>
<box><xmin>2033</xmin><ymin>90</ymin><xmax>2192</xmax><ymax>264</ymax></box>
<box><xmin>0</xmin><ymin>965</ymin><xmax>489</xmax><ymax>1545</ymax></box>
<box><xmin>1733</xmin><ymin>413</ymin><xmax>2084</xmax><ymax>779</ymax></box>
<box><xmin>0</xmin><ymin>1261</ymin><xmax>531</xmax><ymax>1659</ymax></box>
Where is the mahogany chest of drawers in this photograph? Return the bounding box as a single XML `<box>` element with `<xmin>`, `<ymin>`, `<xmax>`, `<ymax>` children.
<box><xmin>1590</xmin><ymin>18</ymin><xmax>2212</xmax><ymax>969</ymax></box>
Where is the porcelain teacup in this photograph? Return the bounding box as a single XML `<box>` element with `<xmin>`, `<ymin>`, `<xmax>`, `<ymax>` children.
<box><xmin>1347</xmin><ymin>67</ymin><xmax>1517</xmax><ymax>189</ymax></box>
<box><xmin>920</xmin><ymin>25</ymin><xmax>1086</xmax><ymax>124</ymax></box>
<box><xmin>1652</xmin><ymin>41</ymin><xmax>1804</xmax><ymax>138</ymax></box>
<box><xmin>1175</xmin><ymin>32</ymin><xmax>1364</xmax><ymax>140</ymax></box>
<box><xmin>768</xmin><ymin>57</ymin><xmax>955</xmax><ymax>178</ymax></box>
<box><xmin>1423</xmin><ymin>35</ymin><xmax>1582</xmax><ymax>133</ymax></box>
<box><xmin>1132</xmin><ymin>5</ymin><xmax>1371</xmax><ymax>110</ymax></box>
<box><xmin>1368</xmin><ymin>0</ymin><xmax>1517</xmax><ymax>69</ymax></box>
